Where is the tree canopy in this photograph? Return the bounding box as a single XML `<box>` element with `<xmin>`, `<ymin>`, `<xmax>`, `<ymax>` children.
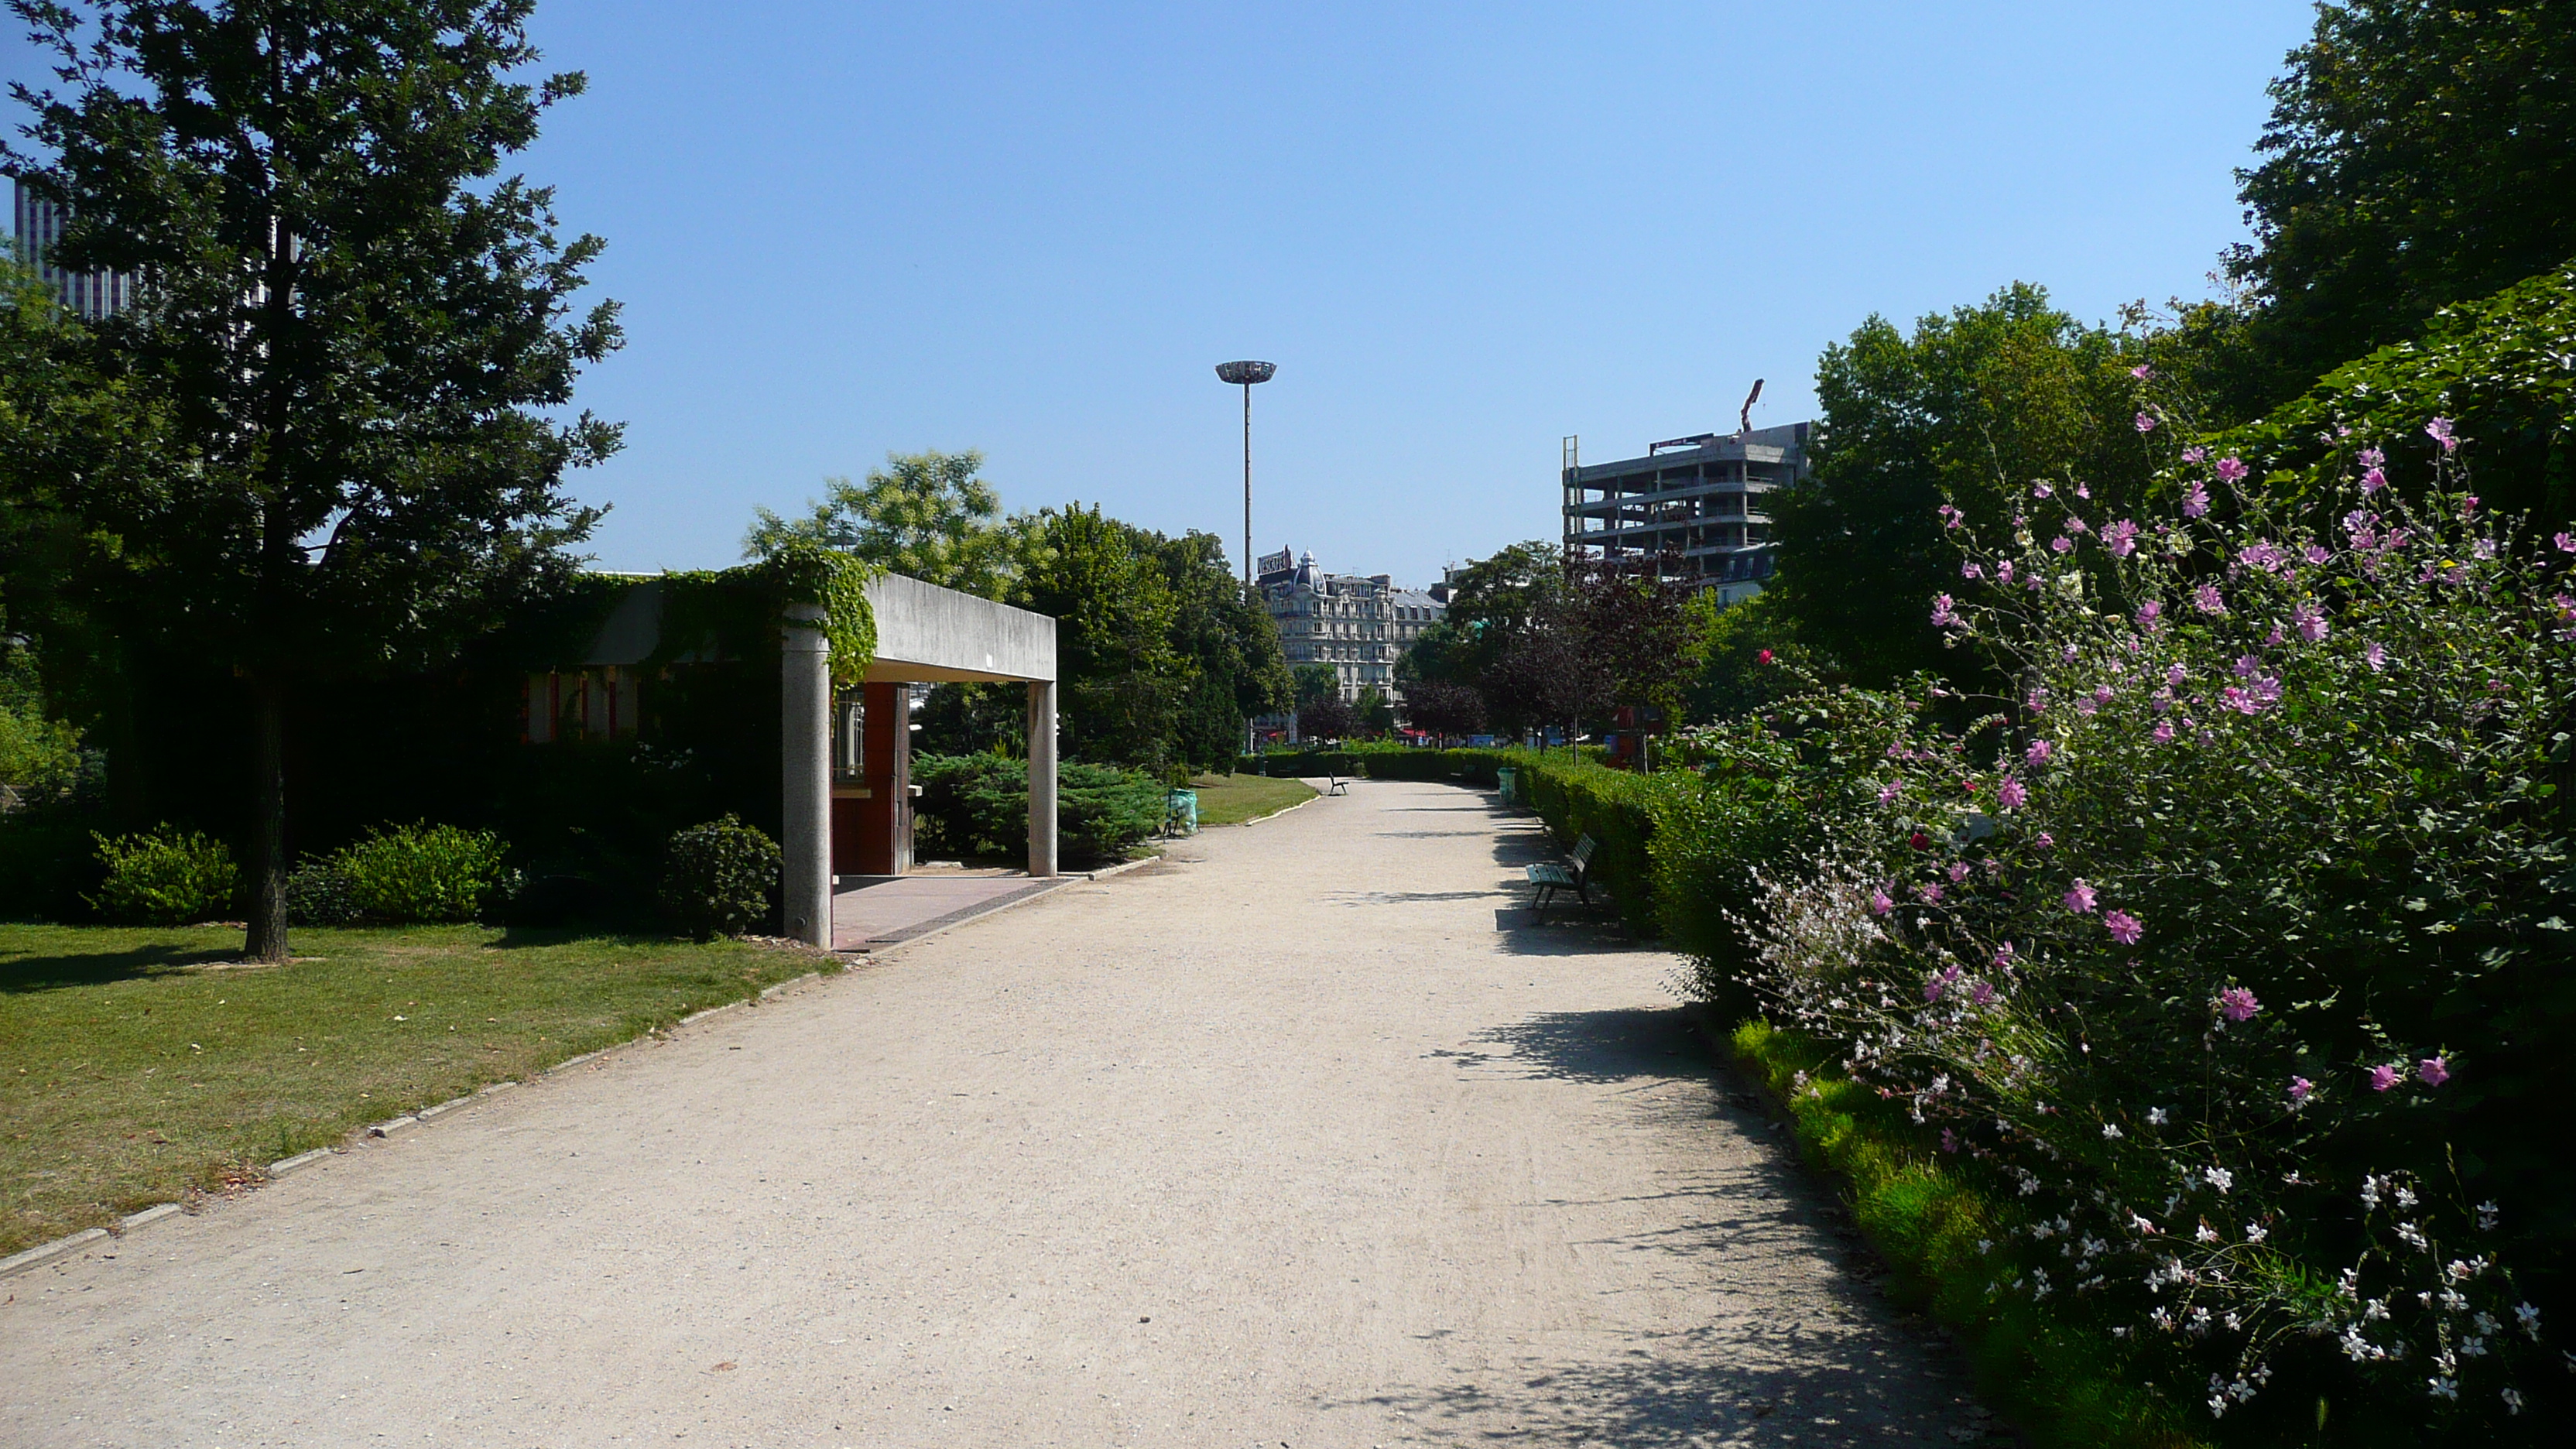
<box><xmin>2227</xmin><ymin>0</ymin><xmax>2576</xmax><ymax>406</ymax></box>
<box><xmin>744</xmin><ymin>450</ymin><xmax>1018</xmax><ymax>597</ymax></box>
<box><xmin>4</xmin><ymin>0</ymin><xmax>621</xmax><ymax>957</ymax></box>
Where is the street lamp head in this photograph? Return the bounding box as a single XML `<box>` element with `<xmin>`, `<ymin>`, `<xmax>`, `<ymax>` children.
<box><xmin>1214</xmin><ymin>360</ymin><xmax>1276</xmax><ymax>385</ymax></box>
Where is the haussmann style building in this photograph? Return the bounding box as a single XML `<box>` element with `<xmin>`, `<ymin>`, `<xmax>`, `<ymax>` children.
<box><xmin>1255</xmin><ymin>546</ymin><xmax>1445</xmax><ymax>708</ymax></box>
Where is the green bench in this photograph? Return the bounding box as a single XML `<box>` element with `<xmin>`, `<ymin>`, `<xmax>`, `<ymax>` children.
<box><xmin>1526</xmin><ymin>834</ymin><xmax>1596</xmax><ymax>918</ymax></box>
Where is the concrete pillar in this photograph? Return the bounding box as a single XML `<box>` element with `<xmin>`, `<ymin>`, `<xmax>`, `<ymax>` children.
<box><xmin>780</xmin><ymin>605</ymin><xmax>833</xmax><ymax>946</ymax></box>
<box><xmin>1026</xmin><ymin>680</ymin><xmax>1057</xmax><ymax>878</ymax></box>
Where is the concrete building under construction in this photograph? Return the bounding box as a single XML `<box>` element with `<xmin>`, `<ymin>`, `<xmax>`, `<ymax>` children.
<box><xmin>1560</xmin><ymin>421</ymin><xmax>1812</xmax><ymax>605</ymax></box>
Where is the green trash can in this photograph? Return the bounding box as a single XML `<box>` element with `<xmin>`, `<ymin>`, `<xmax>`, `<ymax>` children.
<box><xmin>1495</xmin><ymin>766</ymin><xmax>1518</xmax><ymax>807</ymax></box>
<box><xmin>1164</xmin><ymin>788</ymin><xmax>1199</xmax><ymax>836</ymax></box>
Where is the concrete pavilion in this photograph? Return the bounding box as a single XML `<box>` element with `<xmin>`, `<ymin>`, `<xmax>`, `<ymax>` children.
<box><xmin>780</xmin><ymin>574</ymin><xmax>1059</xmax><ymax>947</ymax></box>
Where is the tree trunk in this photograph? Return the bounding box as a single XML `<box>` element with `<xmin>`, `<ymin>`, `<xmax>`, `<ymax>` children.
<box><xmin>245</xmin><ymin>673</ymin><xmax>289</xmax><ymax>962</ymax></box>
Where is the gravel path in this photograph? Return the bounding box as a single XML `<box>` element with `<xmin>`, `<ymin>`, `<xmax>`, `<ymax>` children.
<box><xmin>1</xmin><ymin>779</ymin><xmax>1985</xmax><ymax>1447</ymax></box>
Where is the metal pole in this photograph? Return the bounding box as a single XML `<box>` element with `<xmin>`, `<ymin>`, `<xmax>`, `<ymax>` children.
<box><xmin>1242</xmin><ymin>381</ymin><xmax>1253</xmax><ymax>591</ymax></box>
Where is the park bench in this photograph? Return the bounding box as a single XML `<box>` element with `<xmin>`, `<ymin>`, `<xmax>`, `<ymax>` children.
<box><xmin>1324</xmin><ymin>770</ymin><xmax>1349</xmax><ymax>796</ymax></box>
<box><xmin>1527</xmin><ymin>834</ymin><xmax>1596</xmax><ymax>918</ymax></box>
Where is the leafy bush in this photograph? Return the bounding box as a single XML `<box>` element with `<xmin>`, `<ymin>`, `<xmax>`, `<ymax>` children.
<box><xmin>1734</xmin><ymin>433</ymin><xmax>2574</xmax><ymax>1439</ymax></box>
<box><xmin>913</xmin><ymin>752</ymin><xmax>1168</xmax><ymax>866</ymax></box>
<box><xmin>331</xmin><ymin>823</ymin><xmax>511</xmax><ymax>923</ymax></box>
<box><xmin>659</xmin><ymin>814</ymin><xmax>780</xmax><ymax>940</ymax></box>
<box><xmin>283</xmin><ymin>859</ymin><xmax>363</xmax><ymax>926</ymax></box>
<box><xmin>85</xmin><ymin>826</ymin><xmax>239</xmax><ymax>926</ymax></box>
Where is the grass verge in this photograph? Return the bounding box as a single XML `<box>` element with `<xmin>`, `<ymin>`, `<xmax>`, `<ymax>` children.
<box><xmin>1187</xmin><ymin>773</ymin><xmax>1317</xmax><ymax>827</ymax></box>
<box><xmin>0</xmin><ymin>924</ymin><xmax>834</xmax><ymax>1255</ymax></box>
<box><xmin>1725</xmin><ymin>1016</ymin><xmax>2206</xmax><ymax>1449</ymax></box>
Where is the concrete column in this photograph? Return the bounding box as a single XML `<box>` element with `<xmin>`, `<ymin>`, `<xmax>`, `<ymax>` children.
<box><xmin>1026</xmin><ymin>680</ymin><xmax>1058</xmax><ymax>878</ymax></box>
<box><xmin>781</xmin><ymin>605</ymin><xmax>833</xmax><ymax>946</ymax></box>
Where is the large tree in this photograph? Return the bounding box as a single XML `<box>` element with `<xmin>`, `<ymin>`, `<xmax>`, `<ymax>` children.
<box><xmin>1153</xmin><ymin>529</ymin><xmax>1289</xmax><ymax>772</ymax></box>
<box><xmin>2227</xmin><ymin>0</ymin><xmax>2576</xmax><ymax>405</ymax></box>
<box><xmin>5</xmin><ymin>0</ymin><xmax>621</xmax><ymax>958</ymax></box>
<box><xmin>744</xmin><ymin>449</ymin><xmax>1018</xmax><ymax>597</ymax></box>
<box><xmin>1006</xmin><ymin>505</ymin><xmax>1182</xmax><ymax>768</ymax></box>
<box><xmin>1765</xmin><ymin>284</ymin><xmax>2152</xmax><ymax>687</ymax></box>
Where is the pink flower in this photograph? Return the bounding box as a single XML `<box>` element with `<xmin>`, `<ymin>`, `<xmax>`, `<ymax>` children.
<box><xmin>2182</xmin><ymin>446</ymin><xmax>2208</xmax><ymax>464</ymax></box>
<box><xmin>2135</xmin><ymin>599</ymin><xmax>2162</xmax><ymax>628</ymax></box>
<box><xmin>2034</xmin><ymin>832</ymin><xmax>2055</xmax><ymax>848</ymax></box>
<box><xmin>2032</xmin><ymin>481</ymin><xmax>2054</xmax><ymax>499</ymax></box>
<box><xmin>1961</xmin><ymin>560</ymin><xmax>1984</xmax><ymax>580</ymax></box>
<box><xmin>2233</xmin><ymin>653</ymin><xmax>2261</xmax><ymax>678</ymax></box>
<box><xmin>2358</xmin><ymin>447</ymin><xmax>2385</xmax><ymax>469</ymax></box>
<box><xmin>1917</xmin><ymin>884</ymin><xmax>1945</xmax><ymax>903</ymax></box>
<box><xmin>2151</xmin><ymin>720</ymin><xmax>2174</xmax><ymax>742</ymax></box>
<box><xmin>2370</xmin><ymin>1064</ymin><xmax>2400</xmax><ymax>1092</ymax></box>
<box><xmin>1930</xmin><ymin>594</ymin><xmax>1961</xmax><ymax>629</ymax></box>
<box><xmin>2191</xmin><ymin>582</ymin><xmax>2226</xmax><ymax>615</ymax></box>
<box><xmin>2427</xmin><ymin>416</ymin><xmax>2457</xmax><ymax>452</ymax></box>
<box><xmin>2064</xmin><ymin>879</ymin><xmax>2098</xmax><ymax>913</ymax></box>
<box><xmin>2293</xmin><ymin>604</ymin><xmax>2327</xmax><ymax>642</ymax></box>
<box><xmin>1971</xmin><ymin>980</ymin><xmax>1994</xmax><ymax>1005</ymax></box>
<box><xmin>2051</xmin><ymin>536</ymin><xmax>2074</xmax><ymax>554</ymax></box>
<box><xmin>2135</xmin><ymin>412</ymin><xmax>2157</xmax><ymax>433</ymax></box>
<box><xmin>2418</xmin><ymin>1057</ymin><xmax>2450</xmax><ymax>1087</ymax></box>
<box><xmin>1993</xmin><ymin>942</ymin><xmax>2016</xmax><ymax>968</ymax></box>
<box><xmin>2131</xmin><ymin>364</ymin><xmax>2153</xmax><ymax>380</ymax></box>
<box><xmin>2092</xmin><ymin>684</ymin><xmax>2115</xmax><ymax>707</ymax></box>
<box><xmin>2064</xmin><ymin>516</ymin><xmax>2090</xmax><ymax>535</ymax></box>
<box><xmin>2217</xmin><ymin>987</ymin><xmax>2261</xmax><ymax>1022</ymax></box>
<box><xmin>1937</xmin><ymin>503</ymin><xmax>1965</xmax><ymax>529</ymax></box>
<box><xmin>2215</xmin><ymin>457</ymin><xmax>2249</xmax><ymax>483</ymax></box>
<box><xmin>1996</xmin><ymin>560</ymin><xmax>2016</xmax><ymax>584</ymax></box>
<box><xmin>1877</xmin><ymin>781</ymin><xmax>1901</xmax><ymax>804</ymax></box>
<box><xmin>1941</xmin><ymin>1128</ymin><xmax>1961</xmax><ymax>1153</ymax></box>
<box><xmin>2105</xmin><ymin>910</ymin><xmax>2143</xmax><ymax>945</ymax></box>
<box><xmin>2556</xmin><ymin>532</ymin><xmax>2576</xmax><ymax>553</ymax></box>
<box><xmin>1870</xmin><ymin>889</ymin><xmax>1894</xmax><ymax>916</ymax></box>
<box><xmin>1948</xmin><ymin>862</ymin><xmax>1970</xmax><ymax>882</ymax></box>
<box><xmin>2183</xmin><ymin>481</ymin><xmax>2211</xmax><ymax>518</ymax></box>
<box><xmin>2166</xmin><ymin>663</ymin><xmax>2188</xmax><ymax>687</ymax></box>
<box><xmin>2288</xmin><ymin>1077</ymin><xmax>2314</xmax><ymax>1103</ymax></box>
<box><xmin>1996</xmin><ymin>777</ymin><xmax>2027</xmax><ymax>810</ymax></box>
<box><xmin>2365</xmin><ymin>642</ymin><xmax>2387</xmax><ymax>671</ymax></box>
<box><xmin>2024</xmin><ymin>738</ymin><xmax>2053</xmax><ymax>766</ymax></box>
<box><xmin>2362</xmin><ymin>467</ymin><xmax>2388</xmax><ymax>494</ymax></box>
<box><xmin>2304</xmin><ymin>544</ymin><xmax>2331</xmax><ymax>564</ymax></box>
<box><xmin>2103</xmin><ymin>519</ymin><xmax>2139</xmax><ymax>557</ymax></box>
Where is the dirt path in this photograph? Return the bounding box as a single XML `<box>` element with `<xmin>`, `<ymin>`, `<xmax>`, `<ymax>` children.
<box><xmin>0</xmin><ymin>779</ymin><xmax>1983</xmax><ymax>1447</ymax></box>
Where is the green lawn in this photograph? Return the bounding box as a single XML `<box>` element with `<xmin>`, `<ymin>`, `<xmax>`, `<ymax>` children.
<box><xmin>0</xmin><ymin>924</ymin><xmax>833</xmax><ymax>1255</ymax></box>
<box><xmin>1187</xmin><ymin>772</ymin><xmax>1317</xmax><ymax>827</ymax></box>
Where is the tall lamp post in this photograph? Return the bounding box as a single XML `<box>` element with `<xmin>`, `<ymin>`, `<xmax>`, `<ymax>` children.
<box><xmin>1214</xmin><ymin>360</ymin><xmax>1276</xmax><ymax>590</ymax></box>
<box><xmin>1215</xmin><ymin>360</ymin><xmax>1276</xmax><ymax>756</ymax></box>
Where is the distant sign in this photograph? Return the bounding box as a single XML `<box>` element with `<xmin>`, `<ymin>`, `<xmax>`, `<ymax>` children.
<box><xmin>1256</xmin><ymin>547</ymin><xmax>1295</xmax><ymax>577</ymax></box>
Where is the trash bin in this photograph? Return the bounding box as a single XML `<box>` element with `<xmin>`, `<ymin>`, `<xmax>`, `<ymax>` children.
<box><xmin>1495</xmin><ymin>766</ymin><xmax>1517</xmax><ymax>807</ymax></box>
<box><xmin>1164</xmin><ymin>788</ymin><xmax>1199</xmax><ymax>836</ymax></box>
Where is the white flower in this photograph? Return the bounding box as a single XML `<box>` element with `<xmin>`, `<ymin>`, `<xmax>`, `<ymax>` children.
<box><xmin>2395</xmin><ymin>1185</ymin><xmax>2418</xmax><ymax>1209</ymax></box>
<box><xmin>2428</xmin><ymin>1376</ymin><xmax>2458</xmax><ymax>1402</ymax></box>
<box><xmin>2195</xmin><ymin>1224</ymin><xmax>2221</xmax><ymax>1244</ymax></box>
<box><xmin>2361</xmin><ymin>1174</ymin><xmax>2383</xmax><ymax>1208</ymax></box>
<box><xmin>2206</xmin><ymin>1166</ymin><xmax>2234</xmax><ymax>1194</ymax></box>
<box><xmin>2476</xmin><ymin>1201</ymin><xmax>2500</xmax><ymax>1231</ymax></box>
<box><xmin>2504</xmin><ymin>1388</ymin><xmax>2525</xmax><ymax>1415</ymax></box>
<box><xmin>2146</xmin><ymin>1107</ymin><xmax>2168</xmax><ymax>1126</ymax></box>
<box><xmin>2245</xmin><ymin>1223</ymin><xmax>2266</xmax><ymax>1243</ymax></box>
<box><xmin>2515</xmin><ymin>1302</ymin><xmax>2542</xmax><ymax>1338</ymax></box>
<box><xmin>2102</xmin><ymin>1122</ymin><xmax>2123</xmax><ymax>1139</ymax></box>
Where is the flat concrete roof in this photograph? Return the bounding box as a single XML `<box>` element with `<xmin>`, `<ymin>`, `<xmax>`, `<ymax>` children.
<box><xmin>862</xmin><ymin>572</ymin><xmax>1057</xmax><ymax>683</ymax></box>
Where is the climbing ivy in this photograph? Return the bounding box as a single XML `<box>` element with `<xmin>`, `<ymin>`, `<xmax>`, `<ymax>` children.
<box><xmin>756</xmin><ymin>540</ymin><xmax>882</xmax><ymax>686</ymax></box>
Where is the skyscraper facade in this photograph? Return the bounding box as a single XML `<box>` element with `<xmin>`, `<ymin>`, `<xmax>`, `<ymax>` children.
<box><xmin>12</xmin><ymin>180</ymin><xmax>135</xmax><ymax>321</ymax></box>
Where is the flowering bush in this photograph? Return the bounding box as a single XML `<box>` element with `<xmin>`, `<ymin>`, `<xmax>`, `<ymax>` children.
<box><xmin>1738</xmin><ymin>426</ymin><xmax>2574</xmax><ymax>1438</ymax></box>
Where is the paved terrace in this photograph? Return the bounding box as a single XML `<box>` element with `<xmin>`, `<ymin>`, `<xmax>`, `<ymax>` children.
<box><xmin>0</xmin><ymin>779</ymin><xmax>1983</xmax><ymax>1447</ymax></box>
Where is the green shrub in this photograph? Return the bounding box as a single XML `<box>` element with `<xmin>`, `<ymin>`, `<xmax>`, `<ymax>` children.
<box><xmin>914</xmin><ymin>752</ymin><xmax>1169</xmax><ymax>866</ymax></box>
<box><xmin>85</xmin><ymin>826</ymin><xmax>239</xmax><ymax>926</ymax></box>
<box><xmin>332</xmin><ymin>822</ymin><xmax>512</xmax><ymax>923</ymax></box>
<box><xmin>659</xmin><ymin>814</ymin><xmax>780</xmax><ymax>940</ymax></box>
<box><xmin>283</xmin><ymin>859</ymin><xmax>364</xmax><ymax>926</ymax></box>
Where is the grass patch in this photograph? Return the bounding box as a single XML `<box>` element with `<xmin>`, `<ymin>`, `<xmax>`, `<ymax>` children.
<box><xmin>1187</xmin><ymin>773</ymin><xmax>1317</xmax><ymax>827</ymax></box>
<box><xmin>1726</xmin><ymin>1016</ymin><xmax>2205</xmax><ymax>1449</ymax></box>
<box><xmin>0</xmin><ymin>923</ymin><xmax>834</xmax><ymax>1255</ymax></box>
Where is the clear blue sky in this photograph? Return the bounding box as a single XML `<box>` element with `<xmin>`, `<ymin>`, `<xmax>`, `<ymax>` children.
<box><xmin>11</xmin><ymin>2</ymin><xmax>2321</xmax><ymax>589</ymax></box>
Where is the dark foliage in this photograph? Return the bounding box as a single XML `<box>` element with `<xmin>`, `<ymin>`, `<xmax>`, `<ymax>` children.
<box><xmin>657</xmin><ymin>814</ymin><xmax>779</xmax><ymax>942</ymax></box>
